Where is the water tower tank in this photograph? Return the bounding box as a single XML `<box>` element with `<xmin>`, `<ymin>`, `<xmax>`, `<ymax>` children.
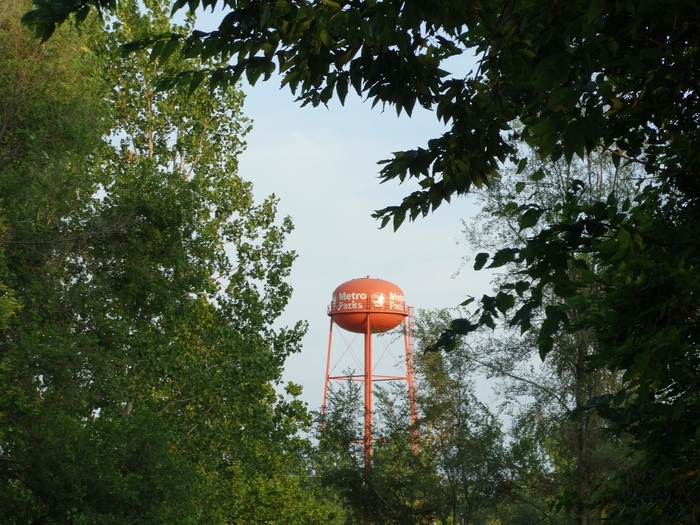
<box><xmin>328</xmin><ymin>277</ymin><xmax>408</xmax><ymax>333</ymax></box>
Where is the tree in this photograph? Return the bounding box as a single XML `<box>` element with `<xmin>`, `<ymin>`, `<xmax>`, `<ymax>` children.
<box><xmin>456</xmin><ymin>150</ymin><xmax>638</xmax><ymax>525</ymax></box>
<box><xmin>0</xmin><ymin>0</ymin><xmax>107</xmax><ymax>333</ymax></box>
<box><xmin>412</xmin><ymin>310</ymin><xmax>511</xmax><ymax>525</ymax></box>
<box><xmin>314</xmin><ymin>377</ymin><xmax>369</xmax><ymax>524</ymax></box>
<box><xmin>1</xmin><ymin>2</ymin><xmax>335</xmax><ymax>522</ymax></box>
<box><xmin>432</xmin><ymin>153</ymin><xmax>700</xmax><ymax>522</ymax></box>
<box><xmin>21</xmin><ymin>0</ymin><xmax>700</xmax><ymax>521</ymax></box>
<box><xmin>316</xmin><ymin>314</ymin><xmax>509</xmax><ymax>525</ymax></box>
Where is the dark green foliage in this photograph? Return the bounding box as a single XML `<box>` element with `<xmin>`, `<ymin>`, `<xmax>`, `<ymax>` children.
<box><xmin>470</xmin><ymin>180</ymin><xmax>700</xmax><ymax>523</ymax></box>
<box><xmin>451</xmin><ymin>156</ymin><xmax>700</xmax><ymax>521</ymax></box>
<box><xmin>1</xmin><ymin>3</ymin><xmax>335</xmax><ymax>522</ymax></box>
<box><xmin>21</xmin><ymin>0</ymin><xmax>700</xmax><ymax>228</ymax></box>
<box><xmin>20</xmin><ymin>0</ymin><xmax>700</xmax><ymax>520</ymax></box>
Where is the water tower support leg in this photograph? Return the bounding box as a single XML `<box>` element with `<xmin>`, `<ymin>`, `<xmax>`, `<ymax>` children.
<box><xmin>363</xmin><ymin>314</ymin><xmax>373</xmax><ymax>525</ymax></box>
<box><xmin>321</xmin><ymin>318</ymin><xmax>334</xmax><ymax>426</ymax></box>
<box><xmin>403</xmin><ymin>314</ymin><xmax>419</xmax><ymax>453</ymax></box>
<box><xmin>364</xmin><ymin>314</ymin><xmax>373</xmax><ymax>468</ymax></box>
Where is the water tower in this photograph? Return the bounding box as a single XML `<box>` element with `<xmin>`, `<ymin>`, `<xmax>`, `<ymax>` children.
<box><xmin>322</xmin><ymin>276</ymin><xmax>417</xmax><ymax>465</ymax></box>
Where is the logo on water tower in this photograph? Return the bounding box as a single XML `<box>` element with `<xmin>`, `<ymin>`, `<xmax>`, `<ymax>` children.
<box><xmin>371</xmin><ymin>292</ymin><xmax>386</xmax><ymax>308</ymax></box>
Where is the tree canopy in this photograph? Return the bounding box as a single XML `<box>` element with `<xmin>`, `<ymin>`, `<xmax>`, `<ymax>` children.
<box><xmin>1</xmin><ymin>2</ymin><xmax>337</xmax><ymax>522</ymax></box>
<box><xmin>22</xmin><ymin>0</ymin><xmax>700</xmax><ymax>226</ymax></box>
<box><xmin>316</xmin><ymin>317</ymin><xmax>509</xmax><ymax>525</ymax></box>
<box><xmin>17</xmin><ymin>0</ymin><xmax>700</xmax><ymax>522</ymax></box>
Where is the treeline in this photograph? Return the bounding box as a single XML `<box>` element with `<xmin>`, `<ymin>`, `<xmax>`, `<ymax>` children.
<box><xmin>0</xmin><ymin>2</ymin><xmax>339</xmax><ymax>522</ymax></box>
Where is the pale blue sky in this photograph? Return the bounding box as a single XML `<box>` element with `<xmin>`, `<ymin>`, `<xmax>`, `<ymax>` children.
<box><xmin>236</xmin><ymin>77</ymin><xmax>498</xmax><ymax>408</ymax></box>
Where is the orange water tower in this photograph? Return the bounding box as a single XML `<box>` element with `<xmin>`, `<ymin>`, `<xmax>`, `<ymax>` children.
<box><xmin>322</xmin><ymin>276</ymin><xmax>417</xmax><ymax>465</ymax></box>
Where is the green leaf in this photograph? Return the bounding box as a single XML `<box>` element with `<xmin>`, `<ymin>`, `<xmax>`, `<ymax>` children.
<box><xmin>585</xmin><ymin>0</ymin><xmax>606</xmax><ymax>23</ymax></box>
<box><xmin>260</xmin><ymin>5</ymin><xmax>271</xmax><ymax>26</ymax></box>
<box><xmin>319</xmin><ymin>30</ymin><xmax>333</xmax><ymax>48</ymax></box>
<box><xmin>336</xmin><ymin>74</ymin><xmax>349</xmax><ymax>105</ymax></box>
<box><xmin>159</xmin><ymin>37</ymin><xmax>179</xmax><ymax>64</ymax></box>
<box><xmin>516</xmin><ymin>157</ymin><xmax>527</xmax><ymax>173</ymax></box>
<box><xmin>459</xmin><ymin>296</ymin><xmax>475</xmax><ymax>307</ymax></box>
<box><xmin>502</xmin><ymin>201</ymin><xmax>518</xmax><ymax>215</ymax></box>
<box><xmin>579</xmin><ymin>268</ymin><xmax>597</xmax><ymax>284</ymax></box>
<box><xmin>509</xmin><ymin>303</ymin><xmax>533</xmax><ymax>330</ymax></box>
<box><xmin>426</xmin><ymin>330</ymin><xmax>457</xmax><ymax>352</ymax></box>
<box><xmin>529</xmin><ymin>168</ymin><xmax>545</xmax><ymax>182</ymax></box>
<box><xmin>515</xmin><ymin>181</ymin><xmax>526</xmax><ymax>193</ymax></box>
<box><xmin>515</xmin><ymin>280</ymin><xmax>530</xmax><ymax>296</ymax></box>
<box><xmin>149</xmin><ymin>40</ymin><xmax>166</xmax><ymax>62</ymax></box>
<box><xmin>188</xmin><ymin>71</ymin><xmax>205</xmax><ymax>95</ymax></box>
<box><xmin>450</xmin><ymin>318</ymin><xmax>478</xmax><ymax>334</ymax></box>
<box><xmin>519</xmin><ymin>208</ymin><xmax>543</xmax><ymax>230</ymax></box>
<box><xmin>392</xmin><ymin>208</ymin><xmax>406</xmax><ymax>230</ymax></box>
<box><xmin>487</xmin><ymin>248</ymin><xmax>517</xmax><ymax>268</ymax></box>
<box><xmin>495</xmin><ymin>291</ymin><xmax>515</xmax><ymax>314</ymax></box>
<box><xmin>480</xmin><ymin>313</ymin><xmax>496</xmax><ymax>330</ymax></box>
<box><xmin>474</xmin><ymin>252</ymin><xmax>489</xmax><ymax>271</ymax></box>
<box><xmin>537</xmin><ymin>332</ymin><xmax>554</xmax><ymax>360</ymax></box>
<box><xmin>617</xmin><ymin>227</ymin><xmax>632</xmax><ymax>249</ymax></box>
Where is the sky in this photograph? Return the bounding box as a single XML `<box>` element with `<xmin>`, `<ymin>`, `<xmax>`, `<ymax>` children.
<box><xmin>234</xmin><ymin>78</ymin><xmax>500</xmax><ymax>409</ymax></box>
<box><xmin>192</xmin><ymin>9</ymin><xmax>496</xmax><ymax>410</ymax></box>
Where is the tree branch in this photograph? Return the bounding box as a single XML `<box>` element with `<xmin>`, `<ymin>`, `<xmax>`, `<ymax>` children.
<box><xmin>468</xmin><ymin>353</ymin><xmax>571</xmax><ymax>413</ymax></box>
